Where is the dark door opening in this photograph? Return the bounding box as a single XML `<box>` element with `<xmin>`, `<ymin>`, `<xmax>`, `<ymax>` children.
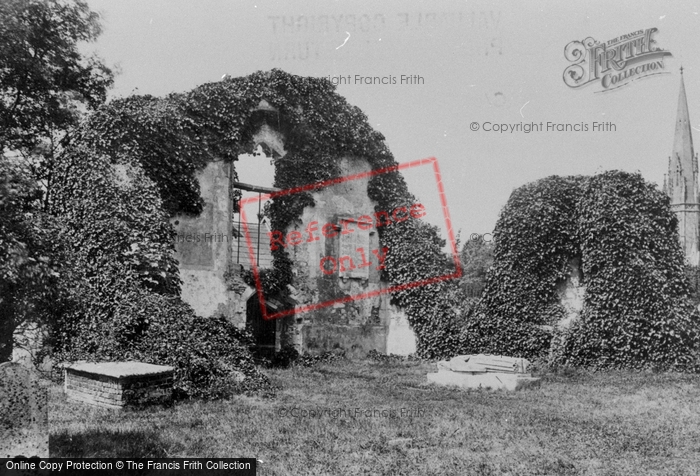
<box><xmin>246</xmin><ymin>295</ymin><xmax>276</xmax><ymax>356</ymax></box>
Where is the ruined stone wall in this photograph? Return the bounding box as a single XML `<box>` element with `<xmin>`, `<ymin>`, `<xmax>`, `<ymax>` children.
<box><xmin>173</xmin><ymin>155</ymin><xmax>417</xmax><ymax>355</ymax></box>
<box><xmin>555</xmin><ymin>257</ymin><xmax>585</xmax><ymax>330</ymax></box>
<box><xmin>172</xmin><ymin>161</ymin><xmax>245</xmax><ymax>325</ymax></box>
<box><xmin>386</xmin><ymin>306</ymin><xmax>417</xmax><ymax>355</ymax></box>
<box><xmin>281</xmin><ymin>157</ymin><xmax>392</xmax><ymax>356</ymax></box>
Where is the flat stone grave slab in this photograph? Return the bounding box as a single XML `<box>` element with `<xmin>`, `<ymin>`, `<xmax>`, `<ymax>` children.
<box><xmin>0</xmin><ymin>362</ymin><xmax>49</xmax><ymax>457</ymax></box>
<box><xmin>427</xmin><ymin>369</ymin><xmax>541</xmax><ymax>391</ymax></box>
<box><xmin>64</xmin><ymin>361</ymin><xmax>174</xmax><ymax>409</ymax></box>
<box><xmin>427</xmin><ymin>354</ymin><xmax>541</xmax><ymax>391</ymax></box>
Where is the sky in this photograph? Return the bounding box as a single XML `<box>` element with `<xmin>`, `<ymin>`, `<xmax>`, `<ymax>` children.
<box><xmin>83</xmin><ymin>0</ymin><xmax>700</xmax><ymax>246</ymax></box>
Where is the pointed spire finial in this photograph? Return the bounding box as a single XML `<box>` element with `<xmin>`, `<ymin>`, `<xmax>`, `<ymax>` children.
<box><xmin>681</xmin><ymin>65</ymin><xmax>684</xmax><ymax>75</ymax></box>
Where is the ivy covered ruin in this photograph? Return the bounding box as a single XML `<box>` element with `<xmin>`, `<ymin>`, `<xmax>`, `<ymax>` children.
<box><xmin>50</xmin><ymin>69</ymin><xmax>463</xmax><ymax>373</ymax></box>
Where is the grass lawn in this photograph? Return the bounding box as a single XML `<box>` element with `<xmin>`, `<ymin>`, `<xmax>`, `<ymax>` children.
<box><xmin>50</xmin><ymin>358</ymin><xmax>700</xmax><ymax>475</ymax></box>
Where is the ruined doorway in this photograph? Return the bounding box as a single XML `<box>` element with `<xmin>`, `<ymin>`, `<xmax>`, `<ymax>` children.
<box><xmin>246</xmin><ymin>294</ymin><xmax>276</xmax><ymax>355</ymax></box>
<box><xmin>234</xmin><ymin>118</ymin><xmax>285</xmax><ymax>356</ymax></box>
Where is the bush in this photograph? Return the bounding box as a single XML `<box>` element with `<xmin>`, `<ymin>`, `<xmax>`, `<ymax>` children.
<box><xmin>257</xmin><ymin>345</ymin><xmax>346</xmax><ymax>368</ymax></box>
<box><xmin>366</xmin><ymin>349</ymin><xmax>421</xmax><ymax>364</ymax></box>
<box><xmin>52</xmin><ymin>287</ymin><xmax>271</xmax><ymax>399</ymax></box>
<box><xmin>48</xmin><ymin>146</ymin><xmax>269</xmax><ymax>398</ymax></box>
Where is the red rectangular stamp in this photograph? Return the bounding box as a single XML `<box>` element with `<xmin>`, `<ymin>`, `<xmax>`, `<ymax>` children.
<box><xmin>238</xmin><ymin>157</ymin><xmax>461</xmax><ymax>320</ymax></box>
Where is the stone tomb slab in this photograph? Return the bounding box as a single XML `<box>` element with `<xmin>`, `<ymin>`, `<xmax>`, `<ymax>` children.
<box><xmin>0</xmin><ymin>362</ymin><xmax>49</xmax><ymax>458</ymax></box>
<box><xmin>427</xmin><ymin>368</ymin><xmax>541</xmax><ymax>391</ymax></box>
<box><xmin>64</xmin><ymin>361</ymin><xmax>174</xmax><ymax>409</ymax></box>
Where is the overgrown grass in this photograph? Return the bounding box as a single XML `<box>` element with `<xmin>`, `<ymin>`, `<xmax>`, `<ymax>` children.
<box><xmin>50</xmin><ymin>359</ymin><xmax>700</xmax><ymax>475</ymax></box>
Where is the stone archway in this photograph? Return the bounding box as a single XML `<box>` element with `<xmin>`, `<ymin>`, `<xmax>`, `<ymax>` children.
<box><xmin>169</xmin><ymin>81</ymin><xmax>418</xmax><ymax>357</ymax></box>
<box><xmin>171</xmin><ymin>100</ymin><xmax>289</xmax><ymax>326</ymax></box>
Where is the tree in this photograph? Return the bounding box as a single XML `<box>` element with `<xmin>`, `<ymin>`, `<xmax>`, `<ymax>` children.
<box><xmin>460</xmin><ymin>237</ymin><xmax>494</xmax><ymax>291</ymax></box>
<box><xmin>0</xmin><ymin>158</ymin><xmax>58</xmax><ymax>362</ymax></box>
<box><xmin>0</xmin><ymin>0</ymin><xmax>111</xmax><ymax>361</ymax></box>
<box><xmin>0</xmin><ymin>0</ymin><xmax>113</xmax><ymax>208</ymax></box>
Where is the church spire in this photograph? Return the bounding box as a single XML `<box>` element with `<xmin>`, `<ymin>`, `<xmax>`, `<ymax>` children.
<box><xmin>666</xmin><ymin>68</ymin><xmax>700</xmax><ymax>266</ymax></box>
<box><xmin>672</xmin><ymin>68</ymin><xmax>696</xmax><ymax>194</ymax></box>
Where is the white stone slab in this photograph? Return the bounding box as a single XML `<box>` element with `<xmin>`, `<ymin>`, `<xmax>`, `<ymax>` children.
<box><xmin>427</xmin><ymin>368</ymin><xmax>540</xmax><ymax>391</ymax></box>
<box><xmin>437</xmin><ymin>354</ymin><xmax>530</xmax><ymax>374</ymax></box>
<box><xmin>65</xmin><ymin>361</ymin><xmax>174</xmax><ymax>378</ymax></box>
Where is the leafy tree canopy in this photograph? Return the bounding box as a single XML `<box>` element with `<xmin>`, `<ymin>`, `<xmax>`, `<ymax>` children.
<box><xmin>0</xmin><ymin>0</ymin><xmax>113</xmax><ymax>205</ymax></box>
<box><xmin>460</xmin><ymin>238</ymin><xmax>494</xmax><ymax>287</ymax></box>
<box><xmin>0</xmin><ymin>0</ymin><xmax>112</xmax><ymax>361</ymax></box>
<box><xmin>0</xmin><ymin>158</ymin><xmax>58</xmax><ymax>362</ymax></box>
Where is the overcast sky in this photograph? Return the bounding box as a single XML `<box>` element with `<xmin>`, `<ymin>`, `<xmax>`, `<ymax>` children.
<box><xmin>84</xmin><ymin>0</ymin><xmax>700</xmax><ymax>245</ymax></box>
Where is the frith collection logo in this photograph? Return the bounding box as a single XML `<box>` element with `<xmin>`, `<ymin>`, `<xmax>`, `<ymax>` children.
<box><xmin>563</xmin><ymin>28</ymin><xmax>673</xmax><ymax>92</ymax></box>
